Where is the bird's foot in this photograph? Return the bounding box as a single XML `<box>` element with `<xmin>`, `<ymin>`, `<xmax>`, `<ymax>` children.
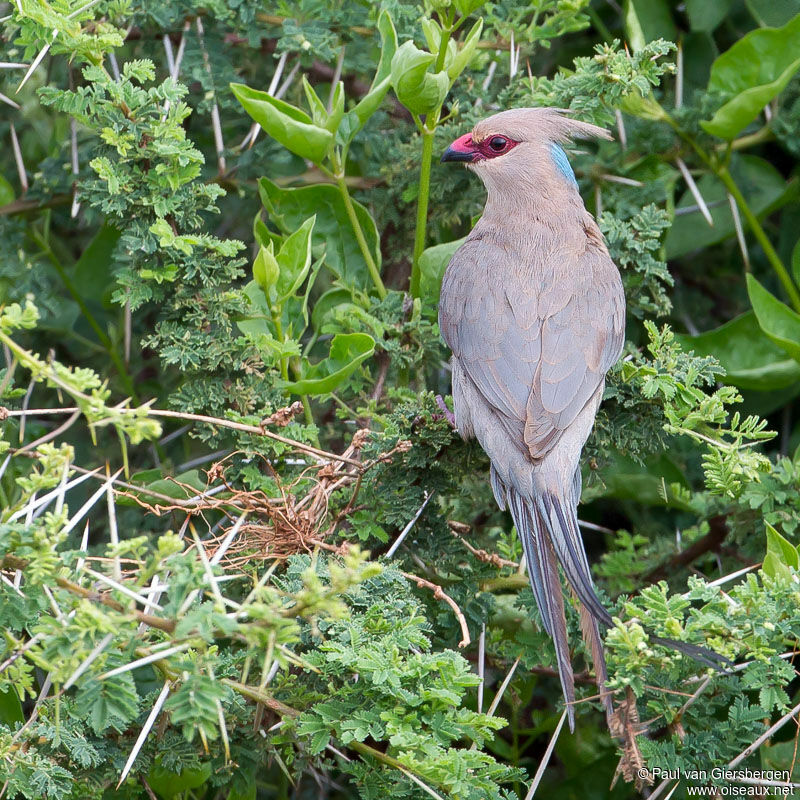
<box><xmin>434</xmin><ymin>395</ymin><xmax>456</xmax><ymax>428</ymax></box>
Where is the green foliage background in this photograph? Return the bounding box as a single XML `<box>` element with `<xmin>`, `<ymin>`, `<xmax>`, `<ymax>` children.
<box><xmin>3</xmin><ymin>0</ymin><xmax>800</xmax><ymax>798</ymax></box>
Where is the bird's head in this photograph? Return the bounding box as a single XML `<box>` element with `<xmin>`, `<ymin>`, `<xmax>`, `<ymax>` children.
<box><xmin>440</xmin><ymin>107</ymin><xmax>611</xmax><ymax>196</ymax></box>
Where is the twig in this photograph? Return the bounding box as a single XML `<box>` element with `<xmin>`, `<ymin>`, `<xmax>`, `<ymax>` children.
<box><xmin>400</xmin><ymin>571</ymin><xmax>470</xmax><ymax>648</ymax></box>
<box><xmin>729</xmin><ymin>698</ymin><xmax>800</xmax><ymax>768</ymax></box>
<box><xmin>147</xmin><ymin>408</ymin><xmax>364</xmax><ymax>467</ymax></box>
<box><xmin>448</xmin><ymin>520</ymin><xmax>519</xmax><ymax>568</ymax></box>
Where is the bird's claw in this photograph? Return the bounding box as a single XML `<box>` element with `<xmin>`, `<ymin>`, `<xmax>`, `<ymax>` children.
<box><xmin>434</xmin><ymin>395</ymin><xmax>457</xmax><ymax>428</ymax></box>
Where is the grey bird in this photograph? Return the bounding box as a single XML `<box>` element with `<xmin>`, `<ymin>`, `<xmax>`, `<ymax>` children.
<box><xmin>438</xmin><ymin>108</ymin><xmax>623</xmax><ymax>731</ymax></box>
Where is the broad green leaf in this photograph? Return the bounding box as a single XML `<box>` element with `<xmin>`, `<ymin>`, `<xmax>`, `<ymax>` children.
<box><xmin>0</xmin><ymin>173</ymin><xmax>14</xmax><ymax>205</ymax></box>
<box><xmin>686</xmin><ymin>0</ymin><xmax>732</xmax><ymax>31</ymax></box>
<box><xmin>418</xmin><ymin>237</ymin><xmax>465</xmax><ymax>312</ymax></box>
<box><xmin>302</xmin><ymin>75</ymin><xmax>328</xmax><ymax>128</ymax></box>
<box><xmin>791</xmin><ymin>238</ymin><xmax>800</xmax><ymax>286</ymax></box>
<box><xmin>281</xmin><ymin>332</ymin><xmax>375</xmax><ymax>395</ymax></box>
<box><xmin>274</xmin><ymin>216</ymin><xmax>316</xmax><ymax>303</ymax></box>
<box><xmin>73</xmin><ymin>224</ymin><xmax>122</xmax><ymax>303</ymax></box>
<box><xmin>746</xmin><ymin>0</ymin><xmax>800</xmax><ymax>27</ymax></box>
<box><xmin>0</xmin><ymin>687</ymin><xmax>24</xmax><ymax>725</ymax></box>
<box><xmin>762</xmin><ymin>522</ymin><xmax>799</xmax><ymax>580</ymax></box>
<box><xmin>746</xmin><ymin>274</ymin><xmax>800</xmax><ymax>362</ymax></box>
<box><xmin>147</xmin><ymin>761</ymin><xmax>212</xmax><ymax>799</ymax></box>
<box><xmin>390</xmin><ymin>41</ymin><xmax>450</xmax><ymax>116</ymax></box>
<box><xmin>447</xmin><ymin>18</ymin><xmax>483</xmax><ymax>81</ymax></box>
<box><xmin>258</xmin><ymin>178</ymin><xmax>379</xmax><ymax>289</ymax></box>
<box><xmin>665</xmin><ymin>155</ymin><xmax>793</xmax><ymax>259</ymax></box>
<box><xmin>119</xmin><ymin>469</ymin><xmax>208</xmax><ymax>505</ymax></box>
<box><xmin>230</xmin><ymin>83</ymin><xmax>333</xmax><ymax>164</ymax></box>
<box><xmin>327</xmin><ymin>81</ymin><xmax>345</xmax><ymax>133</ymax></box>
<box><xmin>624</xmin><ymin>0</ymin><xmax>677</xmax><ymax>50</ymax></box>
<box><xmin>311</xmin><ymin>287</ymin><xmax>356</xmax><ymax>332</ymax></box>
<box><xmin>455</xmin><ymin>0</ymin><xmax>486</xmax><ymax>15</ymax></box>
<box><xmin>341</xmin><ymin>10</ymin><xmax>398</xmax><ymax>143</ymax></box>
<box><xmin>677</xmin><ymin>312</ymin><xmax>800</xmax><ymax>390</ymax></box>
<box><xmin>701</xmin><ymin>14</ymin><xmax>800</xmax><ymax>139</ymax></box>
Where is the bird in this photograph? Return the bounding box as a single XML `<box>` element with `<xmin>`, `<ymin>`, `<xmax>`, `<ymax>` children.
<box><xmin>438</xmin><ymin>107</ymin><xmax>625</xmax><ymax>731</ymax></box>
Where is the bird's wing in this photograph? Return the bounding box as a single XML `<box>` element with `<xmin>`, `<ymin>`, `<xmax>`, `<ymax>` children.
<box><xmin>440</xmin><ymin>237</ymin><xmax>624</xmax><ymax>461</ymax></box>
<box><xmin>524</xmin><ymin>270</ymin><xmax>624</xmax><ymax>458</ymax></box>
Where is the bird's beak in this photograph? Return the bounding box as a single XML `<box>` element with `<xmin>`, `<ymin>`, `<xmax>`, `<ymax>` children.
<box><xmin>441</xmin><ymin>132</ymin><xmax>478</xmax><ymax>163</ymax></box>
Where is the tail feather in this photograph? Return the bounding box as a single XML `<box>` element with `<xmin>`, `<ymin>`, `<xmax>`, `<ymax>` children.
<box><xmin>508</xmin><ymin>489</ymin><xmax>576</xmax><ymax>731</ymax></box>
<box><xmin>538</xmin><ymin>492</ymin><xmax>613</xmax><ymax>628</ymax></box>
<box><xmin>577</xmin><ymin>598</ymin><xmax>614</xmax><ymax>723</ymax></box>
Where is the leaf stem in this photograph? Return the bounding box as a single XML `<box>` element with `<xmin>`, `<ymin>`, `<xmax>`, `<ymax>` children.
<box><xmin>410</xmin><ymin>18</ymin><xmax>455</xmax><ymax>300</ymax></box>
<box><xmin>716</xmin><ymin>165</ymin><xmax>800</xmax><ymax>312</ymax></box>
<box><xmin>335</xmin><ymin>176</ymin><xmax>386</xmax><ymax>299</ymax></box>
<box><xmin>661</xmin><ymin>111</ymin><xmax>800</xmax><ymax>312</ymax></box>
<box><xmin>411</xmin><ymin>126</ymin><xmax>436</xmax><ymax>298</ymax></box>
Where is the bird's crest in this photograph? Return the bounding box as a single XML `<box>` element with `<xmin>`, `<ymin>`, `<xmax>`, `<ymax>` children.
<box><xmin>472</xmin><ymin>107</ymin><xmax>612</xmax><ymax>146</ymax></box>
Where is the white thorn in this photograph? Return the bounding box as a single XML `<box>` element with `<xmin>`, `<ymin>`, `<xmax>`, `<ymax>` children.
<box><xmin>17</xmin><ymin>30</ymin><xmax>57</xmax><ymax>94</ymax></box>
<box><xmin>524</xmin><ymin>709</ymin><xmax>569</xmax><ymax>800</ymax></box>
<box><xmin>676</xmin><ymin>158</ymin><xmax>713</xmax><ymax>227</ymax></box>
<box><xmin>728</xmin><ymin>192</ymin><xmax>750</xmax><ymax>269</ymax></box>
<box><xmin>117</xmin><ymin>680</ymin><xmax>172</xmax><ymax>788</ymax></box>
<box><xmin>10</xmin><ymin>122</ymin><xmax>27</xmax><ymax>192</ymax></box>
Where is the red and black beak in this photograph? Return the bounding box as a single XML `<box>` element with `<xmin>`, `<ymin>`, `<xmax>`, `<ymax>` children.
<box><xmin>441</xmin><ymin>132</ymin><xmax>478</xmax><ymax>163</ymax></box>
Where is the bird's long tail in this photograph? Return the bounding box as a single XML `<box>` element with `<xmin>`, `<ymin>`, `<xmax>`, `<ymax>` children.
<box><xmin>505</xmin><ymin>486</ymin><xmax>580</xmax><ymax>731</ymax></box>
<box><xmin>495</xmin><ymin>469</ymin><xmax>729</xmax><ymax>731</ymax></box>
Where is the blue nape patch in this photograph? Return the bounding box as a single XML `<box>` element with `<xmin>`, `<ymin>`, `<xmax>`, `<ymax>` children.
<box><xmin>550</xmin><ymin>143</ymin><xmax>578</xmax><ymax>187</ymax></box>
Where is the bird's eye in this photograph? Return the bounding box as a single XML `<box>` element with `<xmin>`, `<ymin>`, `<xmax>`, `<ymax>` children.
<box><xmin>488</xmin><ymin>136</ymin><xmax>508</xmax><ymax>152</ymax></box>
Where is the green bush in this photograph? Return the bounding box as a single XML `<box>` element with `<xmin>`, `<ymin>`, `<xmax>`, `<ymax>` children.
<box><xmin>3</xmin><ymin>1</ymin><xmax>800</xmax><ymax>798</ymax></box>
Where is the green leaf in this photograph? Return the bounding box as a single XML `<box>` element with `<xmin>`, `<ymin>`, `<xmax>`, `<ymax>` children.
<box><xmin>390</xmin><ymin>41</ymin><xmax>450</xmax><ymax>116</ymax></box>
<box><xmin>701</xmin><ymin>13</ymin><xmax>800</xmax><ymax>139</ymax></box>
<box><xmin>147</xmin><ymin>761</ymin><xmax>212</xmax><ymax>799</ymax></box>
<box><xmin>447</xmin><ymin>18</ymin><xmax>483</xmax><ymax>80</ymax></box>
<box><xmin>230</xmin><ymin>83</ymin><xmax>334</xmax><ymax>164</ymax></box>
<box><xmin>274</xmin><ymin>216</ymin><xmax>316</xmax><ymax>303</ymax></box>
<box><xmin>418</xmin><ymin>237</ymin><xmax>465</xmax><ymax>312</ymax></box>
<box><xmin>677</xmin><ymin>312</ymin><xmax>800</xmax><ymax>390</ymax></box>
<box><xmin>73</xmin><ymin>224</ymin><xmax>121</xmax><ymax>303</ymax></box>
<box><xmin>0</xmin><ymin>173</ymin><xmax>14</xmax><ymax>205</ymax></box>
<box><xmin>665</xmin><ymin>155</ymin><xmax>793</xmax><ymax>259</ymax></box>
<box><xmin>791</xmin><ymin>238</ymin><xmax>800</xmax><ymax>286</ymax></box>
<box><xmin>454</xmin><ymin>0</ymin><xmax>486</xmax><ymax>15</ymax></box>
<box><xmin>119</xmin><ymin>469</ymin><xmax>208</xmax><ymax>505</ymax></box>
<box><xmin>686</xmin><ymin>0</ymin><xmax>733</xmax><ymax>31</ymax></box>
<box><xmin>763</xmin><ymin>522</ymin><xmax>799</xmax><ymax>580</ymax></box>
<box><xmin>281</xmin><ymin>332</ymin><xmax>375</xmax><ymax>395</ymax></box>
<box><xmin>746</xmin><ymin>0</ymin><xmax>800</xmax><ymax>27</ymax></box>
<box><xmin>311</xmin><ymin>287</ymin><xmax>356</xmax><ymax>333</ymax></box>
<box><xmin>746</xmin><ymin>274</ymin><xmax>800</xmax><ymax>362</ymax></box>
<box><xmin>258</xmin><ymin>178</ymin><xmax>379</xmax><ymax>289</ymax></box>
<box><xmin>624</xmin><ymin>0</ymin><xmax>678</xmax><ymax>50</ymax></box>
<box><xmin>0</xmin><ymin>686</ymin><xmax>24</xmax><ymax>726</ymax></box>
<box><xmin>339</xmin><ymin>12</ymin><xmax>397</xmax><ymax>144</ymax></box>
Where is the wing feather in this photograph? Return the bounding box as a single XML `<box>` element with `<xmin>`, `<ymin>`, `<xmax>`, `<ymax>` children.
<box><xmin>440</xmin><ymin>233</ymin><xmax>624</xmax><ymax>461</ymax></box>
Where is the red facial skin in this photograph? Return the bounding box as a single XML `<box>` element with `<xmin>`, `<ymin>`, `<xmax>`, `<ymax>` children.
<box><xmin>444</xmin><ymin>132</ymin><xmax>519</xmax><ymax>162</ymax></box>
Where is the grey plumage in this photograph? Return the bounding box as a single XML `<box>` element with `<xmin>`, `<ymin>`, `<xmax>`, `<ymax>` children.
<box><xmin>439</xmin><ymin>108</ymin><xmax>623</xmax><ymax>731</ymax></box>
